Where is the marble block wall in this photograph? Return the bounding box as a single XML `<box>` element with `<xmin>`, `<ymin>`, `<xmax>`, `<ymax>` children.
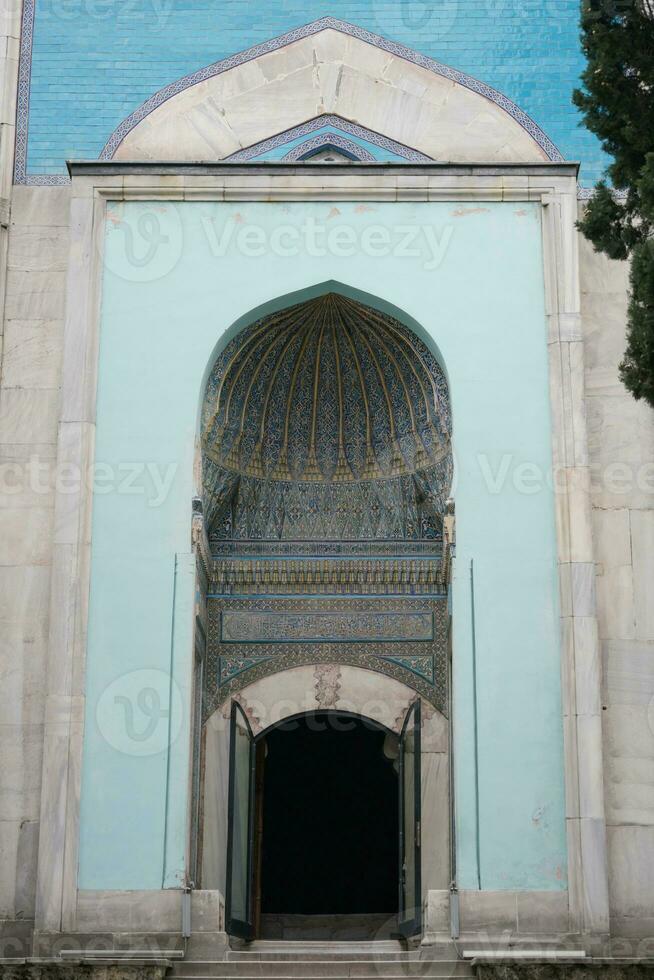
<box><xmin>579</xmin><ymin>228</ymin><xmax>654</xmax><ymax>941</ymax></box>
<box><xmin>0</xmin><ymin>185</ymin><xmax>69</xmax><ymax>949</ymax></box>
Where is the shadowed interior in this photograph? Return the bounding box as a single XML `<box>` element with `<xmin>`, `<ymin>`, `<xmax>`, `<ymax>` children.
<box><xmin>260</xmin><ymin>713</ymin><xmax>399</xmax><ymax>919</ymax></box>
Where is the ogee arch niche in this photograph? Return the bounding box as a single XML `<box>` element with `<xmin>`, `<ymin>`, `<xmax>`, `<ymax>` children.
<box><xmin>198</xmin><ymin>291</ymin><xmax>453</xmax><ymax>710</ymax></box>
<box><xmin>192</xmin><ymin>293</ymin><xmax>452</xmax><ymax>936</ymax></box>
<box><xmin>201</xmin><ymin>291</ymin><xmax>452</xmax><ymax>540</ymax></box>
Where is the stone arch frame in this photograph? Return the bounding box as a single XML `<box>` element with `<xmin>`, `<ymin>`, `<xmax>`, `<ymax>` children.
<box><xmin>224</xmin><ymin>115</ymin><xmax>432</xmax><ymax>163</ymax></box>
<box><xmin>194</xmin><ymin>288</ymin><xmax>454</xmax><ymax>910</ymax></box>
<box><xmin>199</xmin><ymin>664</ymin><xmax>450</xmax><ymax>905</ymax></box>
<box><xmin>98</xmin><ymin>18</ymin><xmax>561</xmax><ymax>163</ymax></box>
<box><xmin>213</xmin><ymin>664</ymin><xmax>446</xmax><ymax>742</ymax></box>
<box><xmin>14</xmin><ymin>13</ymin><xmax>563</xmax><ymax>183</ymax></box>
<box><xmin>282</xmin><ymin>134</ymin><xmax>374</xmax><ymax>162</ymax></box>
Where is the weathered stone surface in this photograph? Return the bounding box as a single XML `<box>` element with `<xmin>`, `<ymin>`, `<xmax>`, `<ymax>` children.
<box><xmin>10</xmin><ymin>188</ymin><xmax>71</xmax><ymax>229</ymax></box>
<box><xmin>580</xmin><ymin>228</ymin><xmax>654</xmax><ymax>939</ymax></box>
<box><xmin>3</xmin><ymin>271</ymin><xmax>66</xmax><ymax>323</ymax></box>
<box><xmin>474</xmin><ymin>963</ymin><xmax>654</xmax><ymax>980</ymax></box>
<box><xmin>0</xmin><ymin>962</ymin><xmax>170</xmax><ymax>980</ymax></box>
<box><xmin>607</xmin><ymin>825</ymin><xmax>654</xmax><ymax>923</ymax></box>
<box><xmin>459</xmin><ymin>890</ymin><xmax>518</xmax><ymax>933</ymax></box>
<box><xmin>630</xmin><ymin>511</ymin><xmax>654</xmax><ymax>641</ymax></box>
<box><xmin>76</xmin><ymin>891</ymin><xmax>185</xmax><ymax>935</ymax></box>
<box><xmin>0</xmin><ymin>507</ymin><xmax>54</xmax><ymax>566</ymax></box>
<box><xmin>0</xmin><ymin>564</ymin><xmax>50</xmax><ymax>628</ymax></box>
<box><xmin>592</xmin><ymin>510</ymin><xmax>635</xmax><ymax>642</ymax></box>
<box><xmin>14</xmin><ymin>821</ymin><xmax>39</xmax><ymax>920</ymax></box>
<box><xmin>0</xmin><ymin>918</ymin><xmax>33</xmax><ymax>959</ymax></box>
<box><xmin>602</xmin><ymin>640</ymin><xmax>654</xmax><ymax>829</ymax></box>
<box><xmin>1</xmin><ymin>320</ymin><xmax>63</xmax><ymax>390</ymax></box>
<box><xmin>516</xmin><ymin>891</ymin><xmax>570</xmax><ymax>936</ymax></box>
<box><xmin>0</xmin><ymin>389</ymin><xmax>59</xmax><ymax>446</ymax></box>
<box><xmin>7</xmin><ymin>227</ymin><xmax>69</xmax><ymax>273</ymax></box>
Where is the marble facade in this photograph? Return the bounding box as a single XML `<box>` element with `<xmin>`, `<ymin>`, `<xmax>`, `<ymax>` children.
<box><xmin>0</xmin><ymin>10</ymin><xmax>652</xmax><ymax>962</ymax></box>
<box><xmin>0</xmin><ymin>165</ymin><xmax>595</xmax><ymax>952</ymax></box>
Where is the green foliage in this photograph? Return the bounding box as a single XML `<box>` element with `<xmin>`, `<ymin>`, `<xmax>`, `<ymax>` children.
<box><xmin>573</xmin><ymin>0</ymin><xmax>654</xmax><ymax>406</ymax></box>
<box><xmin>620</xmin><ymin>240</ymin><xmax>654</xmax><ymax>404</ymax></box>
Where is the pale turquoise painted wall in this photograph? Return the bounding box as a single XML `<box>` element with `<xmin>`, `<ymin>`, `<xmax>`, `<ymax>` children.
<box><xmin>78</xmin><ymin>199</ymin><xmax>566</xmax><ymax>891</ymax></box>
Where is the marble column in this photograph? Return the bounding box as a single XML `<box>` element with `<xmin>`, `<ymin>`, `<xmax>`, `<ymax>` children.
<box><xmin>542</xmin><ymin>189</ymin><xmax>610</xmax><ymax>939</ymax></box>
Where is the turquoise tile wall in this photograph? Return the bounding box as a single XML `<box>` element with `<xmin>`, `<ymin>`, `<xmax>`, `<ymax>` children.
<box><xmin>25</xmin><ymin>2</ymin><xmax>602</xmax><ymax>180</ymax></box>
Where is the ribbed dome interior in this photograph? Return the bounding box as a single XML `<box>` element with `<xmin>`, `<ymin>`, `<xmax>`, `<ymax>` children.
<box><xmin>202</xmin><ymin>293</ymin><xmax>451</xmax><ymax>485</ymax></box>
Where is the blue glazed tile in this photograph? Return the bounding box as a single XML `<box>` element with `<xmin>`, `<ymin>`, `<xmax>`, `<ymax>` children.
<box><xmin>18</xmin><ymin>0</ymin><xmax>605</xmax><ymax>183</ymax></box>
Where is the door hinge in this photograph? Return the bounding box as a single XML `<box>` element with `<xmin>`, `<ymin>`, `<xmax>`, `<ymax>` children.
<box><xmin>416</xmin><ymin>820</ymin><xmax>421</xmax><ymax>848</ymax></box>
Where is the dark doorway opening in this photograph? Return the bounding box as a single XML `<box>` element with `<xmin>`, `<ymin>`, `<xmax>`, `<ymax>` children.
<box><xmin>258</xmin><ymin>712</ymin><xmax>399</xmax><ymax>924</ymax></box>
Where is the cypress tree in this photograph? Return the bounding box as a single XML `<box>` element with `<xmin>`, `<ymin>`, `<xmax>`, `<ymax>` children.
<box><xmin>573</xmin><ymin>0</ymin><xmax>654</xmax><ymax>405</ymax></box>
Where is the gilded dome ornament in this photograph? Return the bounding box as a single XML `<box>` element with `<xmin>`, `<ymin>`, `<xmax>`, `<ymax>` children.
<box><xmin>201</xmin><ymin>294</ymin><xmax>452</xmax><ymax>542</ymax></box>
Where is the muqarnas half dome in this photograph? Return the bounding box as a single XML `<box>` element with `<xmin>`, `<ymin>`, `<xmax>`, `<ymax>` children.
<box><xmin>201</xmin><ymin>293</ymin><xmax>452</xmax><ymax>542</ymax></box>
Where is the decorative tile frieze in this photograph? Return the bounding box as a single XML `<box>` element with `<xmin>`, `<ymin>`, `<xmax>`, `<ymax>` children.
<box><xmin>281</xmin><ymin>133</ymin><xmax>376</xmax><ymax>162</ymax></box>
<box><xmin>210</xmin><ymin>539</ymin><xmax>442</xmax><ymax>557</ymax></box>
<box><xmin>204</xmin><ymin>596</ymin><xmax>448</xmax><ymax>715</ymax></box>
<box><xmin>211</xmin><ymin>556</ymin><xmax>446</xmax><ymax>596</ymax></box>
<box><xmin>220</xmin><ymin>608</ymin><xmax>434</xmax><ymax>643</ymax></box>
<box><xmin>225</xmin><ymin>116</ymin><xmax>432</xmax><ymax>163</ymax></box>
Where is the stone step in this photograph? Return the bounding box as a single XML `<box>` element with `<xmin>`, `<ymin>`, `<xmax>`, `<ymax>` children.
<box><xmin>170</xmin><ymin>961</ymin><xmax>473</xmax><ymax>978</ymax></box>
<box><xmin>175</xmin><ymin>974</ymin><xmax>473</xmax><ymax>980</ymax></box>
<box><xmin>233</xmin><ymin>944</ymin><xmax>406</xmax><ymax>956</ymax></box>
<box><xmin>226</xmin><ymin>955</ymin><xmax>423</xmax><ymax>962</ymax></box>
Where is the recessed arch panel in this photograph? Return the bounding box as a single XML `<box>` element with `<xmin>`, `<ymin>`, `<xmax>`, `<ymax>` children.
<box><xmin>105</xmin><ymin>20</ymin><xmax>560</xmax><ymax>165</ymax></box>
<box><xmin>198</xmin><ymin>286</ymin><xmax>451</xmax><ymax>713</ymax></box>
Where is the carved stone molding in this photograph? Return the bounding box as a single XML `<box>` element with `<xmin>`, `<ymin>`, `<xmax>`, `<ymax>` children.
<box><xmin>211</xmin><ymin>556</ymin><xmax>446</xmax><ymax>595</ymax></box>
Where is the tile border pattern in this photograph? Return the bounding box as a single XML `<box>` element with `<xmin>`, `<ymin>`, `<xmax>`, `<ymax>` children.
<box><xmin>223</xmin><ymin>116</ymin><xmax>431</xmax><ymax>163</ymax></box>
<box><xmin>280</xmin><ymin>132</ymin><xmax>376</xmax><ymax>162</ymax></box>
<box><xmin>14</xmin><ymin>11</ymin><xmax>563</xmax><ymax>184</ymax></box>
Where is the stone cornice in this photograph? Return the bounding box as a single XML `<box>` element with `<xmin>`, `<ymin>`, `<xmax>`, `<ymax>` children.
<box><xmin>67</xmin><ymin>160</ymin><xmax>580</xmax><ymax>178</ymax></box>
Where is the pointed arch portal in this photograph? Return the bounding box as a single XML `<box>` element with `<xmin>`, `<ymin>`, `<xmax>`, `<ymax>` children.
<box><xmin>199</xmin><ymin>290</ymin><xmax>452</xmax><ymax>712</ymax></box>
<box><xmin>196</xmin><ymin>291</ymin><xmax>450</xmax><ymax>938</ymax></box>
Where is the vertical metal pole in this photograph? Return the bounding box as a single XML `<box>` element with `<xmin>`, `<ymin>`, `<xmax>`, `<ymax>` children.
<box><xmin>449</xmin><ymin>631</ymin><xmax>460</xmax><ymax>938</ymax></box>
<box><xmin>448</xmin><ymin>575</ymin><xmax>460</xmax><ymax>939</ymax></box>
<box><xmin>162</xmin><ymin>554</ymin><xmax>179</xmax><ymax>887</ymax></box>
<box><xmin>182</xmin><ymin>886</ymin><xmax>192</xmax><ymax>938</ymax></box>
<box><xmin>470</xmin><ymin>559</ymin><xmax>482</xmax><ymax>890</ymax></box>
